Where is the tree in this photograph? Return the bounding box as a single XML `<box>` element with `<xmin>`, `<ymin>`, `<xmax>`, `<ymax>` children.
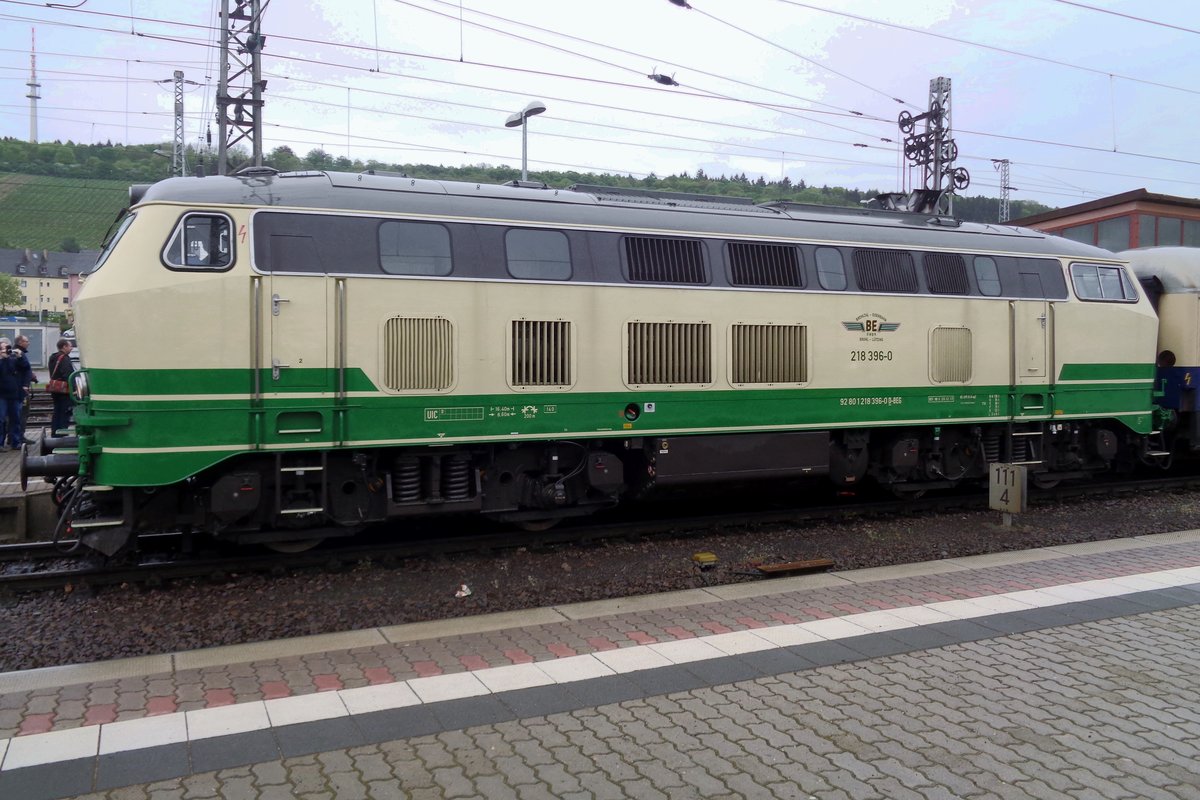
<box><xmin>304</xmin><ymin>148</ymin><xmax>333</xmax><ymax>169</ymax></box>
<box><xmin>267</xmin><ymin>145</ymin><xmax>301</xmax><ymax>172</ymax></box>
<box><xmin>59</xmin><ymin>237</ymin><xmax>81</xmax><ymax>253</ymax></box>
<box><xmin>0</xmin><ymin>274</ymin><xmax>21</xmax><ymax>312</ymax></box>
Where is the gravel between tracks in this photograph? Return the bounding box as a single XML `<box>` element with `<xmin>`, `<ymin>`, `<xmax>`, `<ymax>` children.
<box><xmin>3</xmin><ymin>488</ymin><xmax>1200</xmax><ymax>672</ymax></box>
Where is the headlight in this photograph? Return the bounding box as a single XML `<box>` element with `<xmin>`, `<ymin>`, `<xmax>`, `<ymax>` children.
<box><xmin>71</xmin><ymin>371</ymin><xmax>89</xmax><ymax>400</ymax></box>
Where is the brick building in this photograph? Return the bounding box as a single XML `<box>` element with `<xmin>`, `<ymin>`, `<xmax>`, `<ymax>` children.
<box><xmin>1011</xmin><ymin>189</ymin><xmax>1200</xmax><ymax>252</ymax></box>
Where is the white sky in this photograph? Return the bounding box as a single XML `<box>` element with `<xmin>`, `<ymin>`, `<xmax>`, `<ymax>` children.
<box><xmin>1</xmin><ymin>0</ymin><xmax>1198</xmax><ymax>208</ymax></box>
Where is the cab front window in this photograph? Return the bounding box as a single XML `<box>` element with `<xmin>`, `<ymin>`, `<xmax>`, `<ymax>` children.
<box><xmin>90</xmin><ymin>210</ymin><xmax>136</xmax><ymax>273</ymax></box>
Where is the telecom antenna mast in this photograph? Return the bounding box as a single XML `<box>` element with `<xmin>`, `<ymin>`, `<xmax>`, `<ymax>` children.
<box><xmin>898</xmin><ymin>76</ymin><xmax>969</xmax><ymax>214</ymax></box>
<box><xmin>216</xmin><ymin>0</ymin><xmax>266</xmax><ymax>175</ymax></box>
<box><xmin>26</xmin><ymin>28</ymin><xmax>40</xmax><ymax>144</ymax></box>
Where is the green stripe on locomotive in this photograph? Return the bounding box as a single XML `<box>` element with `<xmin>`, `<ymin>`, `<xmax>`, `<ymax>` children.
<box><xmin>75</xmin><ymin>364</ymin><xmax>1156</xmax><ymax>486</ymax></box>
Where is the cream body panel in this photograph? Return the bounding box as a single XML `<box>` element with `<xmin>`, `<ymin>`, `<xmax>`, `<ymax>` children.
<box><xmin>1153</xmin><ymin>294</ymin><xmax>1199</xmax><ymax>365</ymax></box>
<box><xmin>1052</xmin><ymin>293</ymin><xmax>1159</xmax><ymax>379</ymax></box>
<box><xmin>75</xmin><ymin>204</ymin><xmax>254</xmax><ymax>374</ymax></box>
<box><xmin>343</xmin><ymin>278</ymin><xmax>1018</xmax><ymax>396</ymax></box>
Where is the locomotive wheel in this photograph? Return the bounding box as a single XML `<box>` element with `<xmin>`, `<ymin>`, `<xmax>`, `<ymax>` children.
<box><xmin>1031</xmin><ymin>474</ymin><xmax>1061</xmax><ymax>490</ymax></box>
<box><xmin>514</xmin><ymin>518</ymin><xmax>561</xmax><ymax>532</ymax></box>
<box><xmin>264</xmin><ymin>537</ymin><xmax>325</xmax><ymax>553</ymax></box>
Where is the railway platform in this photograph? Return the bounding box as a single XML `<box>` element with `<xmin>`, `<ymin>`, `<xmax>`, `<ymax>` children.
<box><xmin>2</xmin><ymin>529</ymin><xmax>1200</xmax><ymax>799</ymax></box>
<box><xmin>0</xmin><ymin>377</ymin><xmax>59</xmax><ymax>542</ymax></box>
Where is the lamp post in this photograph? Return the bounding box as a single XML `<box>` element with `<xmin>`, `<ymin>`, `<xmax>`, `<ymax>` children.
<box><xmin>504</xmin><ymin>100</ymin><xmax>546</xmax><ymax>182</ymax></box>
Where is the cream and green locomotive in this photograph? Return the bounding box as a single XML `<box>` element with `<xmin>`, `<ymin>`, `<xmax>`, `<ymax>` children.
<box><xmin>32</xmin><ymin>169</ymin><xmax>1162</xmax><ymax>555</ymax></box>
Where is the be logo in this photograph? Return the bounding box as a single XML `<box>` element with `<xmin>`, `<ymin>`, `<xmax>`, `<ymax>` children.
<box><xmin>841</xmin><ymin>315</ymin><xmax>900</xmax><ymax>334</ymax></box>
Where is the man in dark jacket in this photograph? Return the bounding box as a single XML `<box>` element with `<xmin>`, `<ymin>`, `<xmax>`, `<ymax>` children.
<box><xmin>0</xmin><ymin>338</ymin><xmax>25</xmax><ymax>450</ymax></box>
<box><xmin>14</xmin><ymin>335</ymin><xmax>35</xmax><ymax>444</ymax></box>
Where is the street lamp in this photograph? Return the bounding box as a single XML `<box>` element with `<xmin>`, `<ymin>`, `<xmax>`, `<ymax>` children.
<box><xmin>504</xmin><ymin>100</ymin><xmax>546</xmax><ymax>182</ymax></box>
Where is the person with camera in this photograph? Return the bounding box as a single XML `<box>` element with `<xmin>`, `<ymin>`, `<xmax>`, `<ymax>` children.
<box><xmin>48</xmin><ymin>338</ymin><xmax>73</xmax><ymax>436</ymax></box>
<box><xmin>0</xmin><ymin>338</ymin><xmax>28</xmax><ymax>451</ymax></box>
<box><xmin>14</xmin><ymin>335</ymin><xmax>35</xmax><ymax>445</ymax></box>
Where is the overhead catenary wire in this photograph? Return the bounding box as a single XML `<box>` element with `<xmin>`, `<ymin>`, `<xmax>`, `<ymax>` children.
<box><xmin>779</xmin><ymin>1</ymin><xmax>1200</xmax><ymax>100</ymax></box>
<box><xmin>0</xmin><ymin>0</ymin><xmax>1194</xmax><ymax>201</ymax></box>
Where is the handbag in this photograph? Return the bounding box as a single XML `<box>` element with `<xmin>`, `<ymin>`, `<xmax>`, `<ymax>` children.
<box><xmin>47</xmin><ymin>354</ymin><xmax>69</xmax><ymax>394</ymax></box>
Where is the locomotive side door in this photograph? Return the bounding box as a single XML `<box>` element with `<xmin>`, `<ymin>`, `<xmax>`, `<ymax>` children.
<box><xmin>250</xmin><ymin>218</ymin><xmax>331</xmax><ymax>394</ymax></box>
<box><xmin>267</xmin><ymin>271</ymin><xmax>330</xmax><ymax>391</ymax></box>
<box><xmin>1011</xmin><ymin>299</ymin><xmax>1053</xmax><ymax>420</ymax></box>
<box><xmin>1013</xmin><ymin>300</ymin><xmax>1048</xmax><ymax>384</ymax></box>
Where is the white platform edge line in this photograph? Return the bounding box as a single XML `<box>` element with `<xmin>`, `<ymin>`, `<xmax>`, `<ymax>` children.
<box><xmin>3</xmin><ymin>565</ymin><xmax>1198</xmax><ymax>771</ymax></box>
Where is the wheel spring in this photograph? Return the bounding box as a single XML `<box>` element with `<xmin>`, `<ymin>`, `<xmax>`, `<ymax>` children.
<box><xmin>392</xmin><ymin>456</ymin><xmax>421</xmax><ymax>503</ymax></box>
<box><xmin>442</xmin><ymin>456</ymin><xmax>471</xmax><ymax>501</ymax></box>
<box><xmin>983</xmin><ymin>433</ymin><xmax>1001</xmax><ymax>465</ymax></box>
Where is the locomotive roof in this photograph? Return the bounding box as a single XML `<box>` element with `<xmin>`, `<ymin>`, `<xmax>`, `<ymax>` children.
<box><xmin>1122</xmin><ymin>247</ymin><xmax>1200</xmax><ymax>293</ymax></box>
<box><xmin>136</xmin><ymin>169</ymin><xmax>1117</xmax><ymax>261</ymax></box>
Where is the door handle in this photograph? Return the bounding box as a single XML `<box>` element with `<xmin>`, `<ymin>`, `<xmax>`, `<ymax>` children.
<box><xmin>272</xmin><ymin>356</ymin><xmax>289</xmax><ymax>381</ymax></box>
<box><xmin>272</xmin><ymin>294</ymin><xmax>289</xmax><ymax>316</ymax></box>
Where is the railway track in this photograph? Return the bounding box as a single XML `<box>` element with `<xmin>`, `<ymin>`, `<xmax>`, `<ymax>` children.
<box><xmin>2</xmin><ymin>470</ymin><xmax>1197</xmax><ymax>597</ymax></box>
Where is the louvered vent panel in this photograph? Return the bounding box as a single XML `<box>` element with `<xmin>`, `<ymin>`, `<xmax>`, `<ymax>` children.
<box><xmin>383</xmin><ymin>317</ymin><xmax>454</xmax><ymax>390</ymax></box>
<box><xmin>931</xmin><ymin>327</ymin><xmax>972</xmax><ymax>383</ymax></box>
<box><xmin>625</xmin><ymin>237</ymin><xmax>707</xmax><ymax>284</ymax></box>
<box><xmin>512</xmin><ymin>320</ymin><xmax>572</xmax><ymax>387</ymax></box>
<box><xmin>731</xmin><ymin>324</ymin><xmax>808</xmax><ymax>384</ymax></box>
<box><xmin>728</xmin><ymin>243</ymin><xmax>804</xmax><ymax>287</ymax></box>
<box><xmin>627</xmin><ymin>322</ymin><xmax>711</xmax><ymax>385</ymax></box>
<box><xmin>853</xmin><ymin>249</ymin><xmax>917</xmax><ymax>292</ymax></box>
<box><xmin>925</xmin><ymin>253</ymin><xmax>970</xmax><ymax>295</ymax></box>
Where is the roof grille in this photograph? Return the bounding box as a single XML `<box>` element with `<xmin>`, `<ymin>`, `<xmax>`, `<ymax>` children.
<box><xmin>925</xmin><ymin>253</ymin><xmax>970</xmax><ymax>295</ymax></box>
<box><xmin>728</xmin><ymin>243</ymin><xmax>804</xmax><ymax>288</ymax></box>
<box><xmin>853</xmin><ymin>249</ymin><xmax>917</xmax><ymax>293</ymax></box>
<box><xmin>625</xmin><ymin>237</ymin><xmax>707</xmax><ymax>284</ymax></box>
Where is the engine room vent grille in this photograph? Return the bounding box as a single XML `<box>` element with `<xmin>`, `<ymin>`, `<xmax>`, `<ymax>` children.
<box><xmin>925</xmin><ymin>253</ymin><xmax>970</xmax><ymax>295</ymax></box>
<box><xmin>731</xmin><ymin>324</ymin><xmax>808</xmax><ymax>384</ymax></box>
<box><xmin>931</xmin><ymin>326</ymin><xmax>972</xmax><ymax>383</ymax></box>
<box><xmin>852</xmin><ymin>249</ymin><xmax>917</xmax><ymax>293</ymax></box>
<box><xmin>511</xmin><ymin>320</ymin><xmax>573</xmax><ymax>387</ymax></box>
<box><xmin>627</xmin><ymin>322</ymin><xmax>711</xmax><ymax>385</ymax></box>
<box><xmin>624</xmin><ymin>237</ymin><xmax>707</xmax><ymax>284</ymax></box>
<box><xmin>383</xmin><ymin>316</ymin><xmax>454</xmax><ymax>391</ymax></box>
<box><xmin>727</xmin><ymin>243</ymin><xmax>805</xmax><ymax>288</ymax></box>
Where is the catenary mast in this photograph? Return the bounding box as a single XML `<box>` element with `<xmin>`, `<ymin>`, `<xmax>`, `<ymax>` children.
<box><xmin>216</xmin><ymin>0</ymin><xmax>266</xmax><ymax>175</ymax></box>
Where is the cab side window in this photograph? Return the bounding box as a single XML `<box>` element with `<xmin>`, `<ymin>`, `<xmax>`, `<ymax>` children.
<box><xmin>1070</xmin><ymin>263</ymin><xmax>1138</xmax><ymax>302</ymax></box>
<box><xmin>163</xmin><ymin>214</ymin><xmax>233</xmax><ymax>269</ymax></box>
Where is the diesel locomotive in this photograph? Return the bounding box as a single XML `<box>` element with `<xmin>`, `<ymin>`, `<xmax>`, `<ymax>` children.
<box><xmin>27</xmin><ymin>168</ymin><xmax>1171</xmax><ymax>556</ymax></box>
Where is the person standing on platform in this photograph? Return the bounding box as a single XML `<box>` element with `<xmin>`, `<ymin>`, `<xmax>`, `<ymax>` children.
<box><xmin>48</xmin><ymin>338</ymin><xmax>74</xmax><ymax>436</ymax></box>
<box><xmin>14</xmin><ymin>334</ymin><xmax>35</xmax><ymax>445</ymax></box>
<box><xmin>0</xmin><ymin>338</ymin><xmax>22</xmax><ymax>450</ymax></box>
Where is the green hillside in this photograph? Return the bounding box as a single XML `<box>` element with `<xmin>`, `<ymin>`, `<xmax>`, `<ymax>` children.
<box><xmin>0</xmin><ymin>173</ymin><xmax>128</xmax><ymax>251</ymax></box>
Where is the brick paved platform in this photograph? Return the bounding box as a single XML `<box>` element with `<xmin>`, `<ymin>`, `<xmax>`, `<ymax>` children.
<box><xmin>3</xmin><ymin>529</ymin><xmax>1200</xmax><ymax>798</ymax></box>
